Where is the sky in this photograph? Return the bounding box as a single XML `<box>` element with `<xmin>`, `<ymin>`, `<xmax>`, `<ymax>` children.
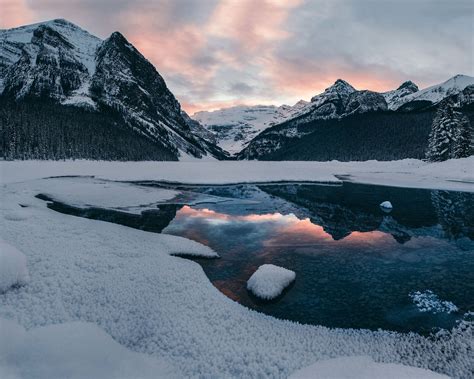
<box><xmin>1</xmin><ymin>0</ymin><xmax>473</xmax><ymax>114</ymax></box>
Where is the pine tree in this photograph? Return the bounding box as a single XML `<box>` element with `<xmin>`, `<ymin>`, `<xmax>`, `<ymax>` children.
<box><xmin>426</xmin><ymin>99</ymin><xmax>468</xmax><ymax>162</ymax></box>
<box><xmin>452</xmin><ymin>113</ymin><xmax>472</xmax><ymax>158</ymax></box>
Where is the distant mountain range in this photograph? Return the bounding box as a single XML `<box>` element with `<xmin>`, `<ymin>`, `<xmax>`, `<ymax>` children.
<box><xmin>0</xmin><ymin>19</ymin><xmax>227</xmax><ymax>160</ymax></box>
<box><xmin>1</xmin><ymin>19</ymin><xmax>472</xmax><ymax>161</ymax></box>
<box><xmin>195</xmin><ymin>75</ymin><xmax>474</xmax><ymax>159</ymax></box>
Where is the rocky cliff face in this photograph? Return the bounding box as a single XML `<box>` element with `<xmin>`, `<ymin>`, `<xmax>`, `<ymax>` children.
<box><xmin>0</xmin><ymin>19</ymin><xmax>225</xmax><ymax>160</ymax></box>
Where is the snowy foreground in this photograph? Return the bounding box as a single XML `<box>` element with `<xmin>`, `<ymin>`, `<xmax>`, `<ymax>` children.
<box><xmin>0</xmin><ymin>159</ymin><xmax>473</xmax><ymax>378</ymax></box>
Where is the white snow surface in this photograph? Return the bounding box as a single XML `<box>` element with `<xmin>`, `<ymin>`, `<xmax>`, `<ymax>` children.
<box><xmin>0</xmin><ymin>162</ymin><xmax>473</xmax><ymax>377</ymax></box>
<box><xmin>247</xmin><ymin>264</ymin><xmax>296</xmax><ymax>300</ymax></box>
<box><xmin>35</xmin><ymin>176</ymin><xmax>178</xmax><ymax>214</ymax></box>
<box><xmin>1</xmin><ymin>157</ymin><xmax>473</xmax><ymax>193</ymax></box>
<box><xmin>289</xmin><ymin>356</ymin><xmax>449</xmax><ymax>379</ymax></box>
<box><xmin>0</xmin><ymin>318</ymin><xmax>178</xmax><ymax>379</ymax></box>
<box><xmin>0</xmin><ymin>239</ymin><xmax>29</xmax><ymax>293</ymax></box>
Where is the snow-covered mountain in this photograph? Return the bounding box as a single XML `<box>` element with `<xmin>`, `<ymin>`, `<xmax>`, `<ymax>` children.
<box><xmin>193</xmin><ymin>101</ymin><xmax>308</xmax><ymax>155</ymax></box>
<box><xmin>382</xmin><ymin>81</ymin><xmax>419</xmax><ymax>110</ymax></box>
<box><xmin>0</xmin><ymin>19</ymin><xmax>226</xmax><ymax>160</ymax></box>
<box><xmin>390</xmin><ymin>74</ymin><xmax>474</xmax><ymax>111</ymax></box>
<box><xmin>237</xmin><ymin>75</ymin><xmax>474</xmax><ymax>160</ymax></box>
<box><xmin>195</xmin><ymin>75</ymin><xmax>474</xmax><ymax>157</ymax></box>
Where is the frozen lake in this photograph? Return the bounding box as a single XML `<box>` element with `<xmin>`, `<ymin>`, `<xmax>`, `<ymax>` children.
<box><xmin>40</xmin><ymin>181</ymin><xmax>474</xmax><ymax>334</ymax></box>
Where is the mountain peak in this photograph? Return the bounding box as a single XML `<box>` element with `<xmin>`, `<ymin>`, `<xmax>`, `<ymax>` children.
<box><xmin>397</xmin><ymin>80</ymin><xmax>418</xmax><ymax>92</ymax></box>
<box><xmin>327</xmin><ymin>79</ymin><xmax>356</xmax><ymax>94</ymax></box>
<box><xmin>109</xmin><ymin>31</ymin><xmax>127</xmax><ymax>42</ymax></box>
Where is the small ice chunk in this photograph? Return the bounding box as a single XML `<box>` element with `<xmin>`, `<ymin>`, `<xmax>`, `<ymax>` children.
<box><xmin>247</xmin><ymin>264</ymin><xmax>295</xmax><ymax>300</ymax></box>
<box><xmin>409</xmin><ymin>290</ymin><xmax>458</xmax><ymax>314</ymax></box>
<box><xmin>0</xmin><ymin>239</ymin><xmax>30</xmax><ymax>292</ymax></box>
<box><xmin>380</xmin><ymin>201</ymin><xmax>393</xmax><ymax>209</ymax></box>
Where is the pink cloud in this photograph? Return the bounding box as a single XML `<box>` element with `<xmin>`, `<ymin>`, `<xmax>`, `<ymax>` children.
<box><xmin>208</xmin><ymin>0</ymin><xmax>301</xmax><ymax>53</ymax></box>
<box><xmin>0</xmin><ymin>0</ymin><xmax>35</xmax><ymax>28</ymax></box>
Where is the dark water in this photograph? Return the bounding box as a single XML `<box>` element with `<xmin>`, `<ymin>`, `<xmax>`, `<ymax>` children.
<box><xmin>39</xmin><ymin>181</ymin><xmax>474</xmax><ymax>334</ymax></box>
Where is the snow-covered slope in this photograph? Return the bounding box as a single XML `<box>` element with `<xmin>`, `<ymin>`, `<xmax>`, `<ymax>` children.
<box><xmin>391</xmin><ymin>74</ymin><xmax>474</xmax><ymax>111</ymax></box>
<box><xmin>193</xmin><ymin>101</ymin><xmax>308</xmax><ymax>155</ymax></box>
<box><xmin>0</xmin><ymin>19</ymin><xmax>226</xmax><ymax>160</ymax></box>
<box><xmin>382</xmin><ymin>81</ymin><xmax>419</xmax><ymax>110</ymax></box>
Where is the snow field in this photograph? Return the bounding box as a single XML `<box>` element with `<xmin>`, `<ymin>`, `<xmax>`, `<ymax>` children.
<box><xmin>1</xmin><ymin>157</ymin><xmax>473</xmax><ymax>193</ymax></box>
<box><xmin>0</xmin><ymin>318</ymin><xmax>178</xmax><ymax>379</ymax></box>
<box><xmin>288</xmin><ymin>356</ymin><xmax>449</xmax><ymax>379</ymax></box>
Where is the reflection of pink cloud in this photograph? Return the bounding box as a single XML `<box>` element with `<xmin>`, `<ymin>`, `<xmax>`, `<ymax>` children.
<box><xmin>178</xmin><ymin>206</ymin><xmax>394</xmax><ymax>248</ymax></box>
<box><xmin>0</xmin><ymin>0</ymin><xmax>35</xmax><ymax>28</ymax></box>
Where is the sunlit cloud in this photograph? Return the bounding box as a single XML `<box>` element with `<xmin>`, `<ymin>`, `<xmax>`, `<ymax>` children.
<box><xmin>1</xmin><ymin>0</ymin><xmax>472</xmax><ymax>113</ymax></box>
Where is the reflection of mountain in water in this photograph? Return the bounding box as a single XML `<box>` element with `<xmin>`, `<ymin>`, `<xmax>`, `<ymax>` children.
<box><xmin>260</xmin><ymin>183</ymin><xmax>474</xmax><ymax>242</ymax></box>
<box><xmin>431</xmin><ymin>190</ymin><xmax>474</xmax><ymax>240</ymax></box>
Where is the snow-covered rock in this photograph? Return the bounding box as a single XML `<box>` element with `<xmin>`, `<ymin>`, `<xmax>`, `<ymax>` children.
<box><xmin>247</xmin><ymin>264</ymin><xmax>296</xmax><ymax>300</ymax></box>
<box><xmin>380</xmin><ymin>201</ymin><xmax>393</xmax><ymax>209</ymax></box>
<box><xmin>289</xmin><ymin>356</ymin><xmax>449</xmax><ymax>379</ymax></box>
<box><xmin>0</xmin><ymin>239</ymin><xmax>29</xmax><ymax>292</ymax></box>
<box><xmin>0</xmin><ymin>318</ymin><xmax>178</xmax><ymax>379</ymax></box>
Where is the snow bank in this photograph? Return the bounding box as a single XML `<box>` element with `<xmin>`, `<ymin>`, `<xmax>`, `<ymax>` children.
<box><xmin>1</xmin><ymin>157</ymin><xmax>473</xmax><ymax>192</ymax></box>
<box><xmin>410</xmin><ymin>290</ymin><xmax>459</xmax><ymax>314</ymax></box>
<box><xmin>0</xmin><ymin>239</ymin><xmax>29</xmax><ymax>293</ymax></box>
<box><xmin>0</xmin><ymin>318</ymin><xmax>178</xmax><ymax>379</ymax></box>
<box><xmin>289</xmin><ymin>356</ymin><xmax>448</xmax><ymax>379</ymax></box>
<box><xmin>247</xmin><ymin>264</ymin><xmax>296</xmax><ymax>300</ymax></box>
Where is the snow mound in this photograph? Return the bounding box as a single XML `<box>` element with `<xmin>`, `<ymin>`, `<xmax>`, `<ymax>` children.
<box><xmin>0</xmin><ymin>318</ymin><xmax>178</xmax><ymax>379</ymax></box>
<box><xmin>0</xmin><ymin>239</ymin><xmax>29</xmax><ymax>293</ymax></box>
<box><xmin>410</xmin><ymin>290</ymin><xmax>459</xmax><ymax>314</ymax></box>
<box><xmin>247</xmin><ymin>264</ymin><xmax>296</xmax><ymax>300</ymax></box>
<box><xmin>159</xmin><ymin>234</ymin><xmax>220</xmax><ymax>258</ymax></box>
<box><xmin>289</xmin><ymin>356</ymin><xmax>449</xmax><ymax>379</ymax></box>
<box><xmin>380</xmin><ymin>201</ymin><xmax>393</xmax><ymax>209</ymax></box>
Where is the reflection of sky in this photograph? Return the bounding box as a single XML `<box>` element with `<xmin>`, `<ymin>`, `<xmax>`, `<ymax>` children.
<box><xmin>166</xmin><ymin>206</ymin><xmax>395</xmax><ymax>250</ymax></box>
<box><xmin>161</xmin><ymin>204</ymin><xmax>473</xmax><ymax>332</ymax></box>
